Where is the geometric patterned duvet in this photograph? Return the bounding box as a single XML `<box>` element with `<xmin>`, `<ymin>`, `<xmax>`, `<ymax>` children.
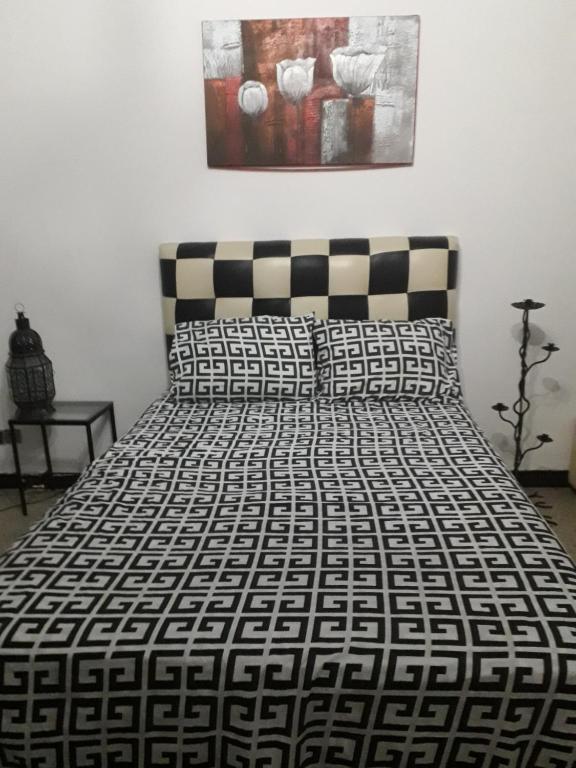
<box><xmin>1</xmin><ymin>394</ymin><xmax>575</xmax><ymax>768</ymax></box>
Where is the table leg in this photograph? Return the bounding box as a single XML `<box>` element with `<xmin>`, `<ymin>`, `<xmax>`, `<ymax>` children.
<box><xmin>9</xmin><ymin>424</ymin><xmax>27</xmax><ymax>516</ymax></box>
<box><xmin>40</xmin><ymin>424</ymin><xmax>54</xmax><ymax>488</ymax></box>
<box><xmin>86</xmin><ymin>425</ymin><xmax>95</xmax><ymax>462</ymax></box>
<box><xmin>109</xmin><ymin>404</ymin><xmax>118</xmax><ymax>442</ymax></box>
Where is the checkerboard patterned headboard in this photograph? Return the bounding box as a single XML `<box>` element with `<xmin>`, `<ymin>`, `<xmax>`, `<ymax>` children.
<box><xmin>159</xmin><ymin>236</ymin><xmax>458</xmax><ymax>349</ymax></box>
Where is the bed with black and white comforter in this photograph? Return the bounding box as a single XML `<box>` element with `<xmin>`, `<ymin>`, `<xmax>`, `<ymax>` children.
<box><xmin>1</xmin><ymin>394</ymin><xmax>575</xmax><ymax>768</ymax></box>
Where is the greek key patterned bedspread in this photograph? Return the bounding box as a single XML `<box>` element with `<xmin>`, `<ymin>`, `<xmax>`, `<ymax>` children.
<box><xmin>1</xmin><ymin>395</ymin><xmax>575</xmax><ymax>768</ymax></box>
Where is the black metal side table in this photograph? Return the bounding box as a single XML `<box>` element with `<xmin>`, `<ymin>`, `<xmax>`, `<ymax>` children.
<box><xmin>9</xmin><ymin>401</ymin><xmax>117</xmax><ymax>516</ymax></box>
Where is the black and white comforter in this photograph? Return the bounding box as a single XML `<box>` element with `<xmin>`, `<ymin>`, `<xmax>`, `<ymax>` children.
<box><xmin>1</xmin><ymin>395</ymin><xmax>575</xmax><ymax>768</ymax></box>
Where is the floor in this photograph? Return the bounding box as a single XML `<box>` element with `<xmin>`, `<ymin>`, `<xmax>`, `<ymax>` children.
<box><xmin>0</xmin><ymin>486</ymin><xmax>575</xmax><ymax>560</ymax></box>
<box><xmin>0</xmin><ymin>486</ymin><xmax>64</xmax><ymax>552</ymax></box>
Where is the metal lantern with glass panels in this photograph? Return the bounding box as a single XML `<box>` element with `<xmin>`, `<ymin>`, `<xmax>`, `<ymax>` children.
<box><xmin>6</xmin><ymin>306</ymin><xmax>55</xmax><ymax>413</ymax></box>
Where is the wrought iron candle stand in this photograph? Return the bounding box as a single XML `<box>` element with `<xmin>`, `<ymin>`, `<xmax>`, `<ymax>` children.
<box><xmin>491</xmin><ymin>299</ymin><xmax>559</xmax><ymax>522</ymax></box>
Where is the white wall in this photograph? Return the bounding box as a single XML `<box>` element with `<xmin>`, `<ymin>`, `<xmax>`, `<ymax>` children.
<box><xmin>1</xmin><ymin>0</ymin><xmax>575</xmax><ymax>473</ymax></box>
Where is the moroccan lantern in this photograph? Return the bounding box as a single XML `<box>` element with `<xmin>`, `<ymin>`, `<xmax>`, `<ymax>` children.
<box><xmin>6</xmin><ymin>305</ymin><xmax>55</xmax><ymax>413</ymax></box>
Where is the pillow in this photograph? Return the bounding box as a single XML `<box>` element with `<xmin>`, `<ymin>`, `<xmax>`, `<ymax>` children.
<box><xmin>169</xmin><ymin>315</ymin><xmax>316</xmax><ymax>401</ymax></box>
<box><xmin>313</xmin><ymin>317</ymin><xmax>461</xmax><ymax>401</ymax></box>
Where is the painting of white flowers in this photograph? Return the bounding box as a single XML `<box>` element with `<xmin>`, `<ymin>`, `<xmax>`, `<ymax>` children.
<box><xmin>202</xmin><ymin>15</ymin><xmax>420</xmax><ymax>168</ymax></box>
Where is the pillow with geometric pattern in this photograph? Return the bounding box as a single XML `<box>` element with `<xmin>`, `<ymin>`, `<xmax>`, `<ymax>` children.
<box><xmin>169</xmin><ymin>315</ymin><xmax>316</xmax><ymax>401</ymax></box>
<box><xmin>313</xmin><ymin>317</ymin><xmax>461</xmax><ymax>401</ymax></box>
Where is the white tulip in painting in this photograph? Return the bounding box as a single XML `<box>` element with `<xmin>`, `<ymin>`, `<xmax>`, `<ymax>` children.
<box><xmin>237</xmin><ymin>81</ymin><xmax>269</xmax><ymax>117</ymax></box>
<box><xmin>276</xmin><ymin>58</ymin><xmax>316</xmax><ymax>104</ymax></box>
<box><xmin>330</xmin><ymin>45</ymin><xmax>387</xmax><ymax>97</ymax></box>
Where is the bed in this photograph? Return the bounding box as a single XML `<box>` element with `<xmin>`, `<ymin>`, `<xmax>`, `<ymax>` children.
<box><xmin>1</xmin><ymin>236</ymin><xmax>575</xmax><ymax>768</ymax></box>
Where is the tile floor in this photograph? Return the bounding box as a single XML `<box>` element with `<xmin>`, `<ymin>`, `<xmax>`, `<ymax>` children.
<box><xmin>0</xmin><ymin>486</ymin><xmax>64</xmax><ymax>553</ymax></box>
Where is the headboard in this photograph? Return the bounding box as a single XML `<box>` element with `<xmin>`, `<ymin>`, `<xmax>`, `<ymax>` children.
<box><xmin>159</xmin><ymin>236</ymin><xmax>458</xmax><ymax>350</ymax></box>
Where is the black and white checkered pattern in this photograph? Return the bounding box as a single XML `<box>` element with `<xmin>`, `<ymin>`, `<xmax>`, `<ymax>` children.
<box><xmin>1</xmin><ymin>394</ymin><xmax>575</xmax><ymax>767</ymax></box>
<box><xmin>314</xmin><ymin>317</ymin><xmax>461</xmax><ymax>401</ymax></box>
<box><xmin>169</xmin><ymin>315</ymin><xmax>316</xmax><ymax>401</ymax></box>
<box><xmin>160</xmin><ymin>236</ymin><xmax>459</xmax><ymax>351</ymax></box>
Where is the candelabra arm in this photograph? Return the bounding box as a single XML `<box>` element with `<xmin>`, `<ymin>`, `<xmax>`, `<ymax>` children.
<box><xmin>496</xmin><ymin>410</ymin><xmax>517</xmax><ymax>429</ymax></box>
<box><xmin>518</xmin><ymin>437</ymin><xmax>552</xmax><ymax>466</ymax></box>
<box><xmin>525</xmin><ymin>350</ymin><xmax>553</xmax><ymax>374</ymax></box>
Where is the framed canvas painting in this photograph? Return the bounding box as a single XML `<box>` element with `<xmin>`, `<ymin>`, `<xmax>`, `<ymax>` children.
<box><xmin>202</xmin><ymin>15</ymin><xmax>420</xmax><ymax>169</ymax></box>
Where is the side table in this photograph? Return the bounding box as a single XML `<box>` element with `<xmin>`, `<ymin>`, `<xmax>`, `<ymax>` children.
<box><xmin>9</xmin><ymin>401</ymin><xmax>117</xmax><ymax>516</ymax></box>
